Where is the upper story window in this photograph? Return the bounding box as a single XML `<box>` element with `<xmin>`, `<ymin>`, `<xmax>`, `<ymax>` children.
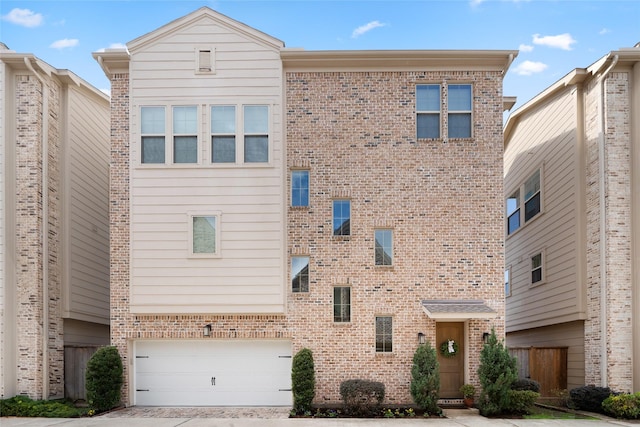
<box><xmin>416</xmin><ymin>85</ymin><xmax>440</xmax><ymax>138</ymax></box>
<box><xmin>374</xmin><ymin>229</ymin><xmax>393</xmax><ymax>266</ymax></box>
<box><xmin>333</xmin><ymin>200</ymin><xmax>351</xmax><ymax>236</ymax></box>
<box><xmin>173</xmin><ymin>106</ymin><xmax>198</xmax><ymax>164</ymax></box>
<box><xmin>333</xmin><ymin>287</ymin><xmax>351</xmax><ymax>323</ymax></box>
<box><xmin>244</xmin><ymin>105</ymin><xmax>269</xmax><ymax>163</ymax></box>
<box><xmin>448</xmin><ymin>84</ymin><xmax>472</xmax><ymax>138</ymax></box>
<box><xmin>189</xmin><ymin>213</ymin><xmax>221</xmax><ymax>258</ymax></box>
<box><xmin>292</xmin><ymin>256</ymin><xmax>309</xmax><ymax>293</ymax></box>
<box><xmin>505</xmin><ymin>267</ymin><xmax>511</xmax><ymax>297</ymax></box>
<box><xmin>507</xmin><ymin>168</ymin><xmax>542</xmax><ymax>235</ymax></box>
<box><xmin>141</xmin><ymin>106</ymin><xmax>166</xmax><ymax>164</ymax></box>
<box><xmin>291</xmin><ymin>170</ymin><xmax>309</xmax><ymax>207</ymax></box>
<box><xmin>531</xmin><ymin>252</ymin><xmax>544</xmax><ymax>285</ymax></box>
<box><xmin>211</xmin><ymin>106</ymin><xmax>236</xmax><ymax>163</ymax></box>
<box><xmin>210</xmin><ymin>104</ymin><xmax>270</xmax><ymax>164</ymax></box>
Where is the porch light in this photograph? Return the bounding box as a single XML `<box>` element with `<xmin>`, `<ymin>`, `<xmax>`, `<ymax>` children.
<box><xmin>203</xmin><ymin>324</ymin><xmax>212</xmax><ymax>337</ymax></box>
<box><xmin>482</xmin><ymin>332</ymin><xmax>490</xmax><ymax>343</ymax></box>
<box><xmin>418</xmin><ymin>332</ymin><xmax>426</xmax><ymax>345</ymax></box>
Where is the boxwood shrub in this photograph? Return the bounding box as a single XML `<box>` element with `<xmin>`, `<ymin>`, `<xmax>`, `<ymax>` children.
<box><xmin>569</xmin><ymin>385</ymin><xmax>617</xmax><ymax>414</ymax></box>
<box><xmin>291</xmin><ymin>347</ymin><xmax>315</xmax><ymax>414</ymax></box>
<box><xmin>339</xmin><ymin>379</ymin><xmax>385</xmax><ymax>417</ymax></box>
<box><xmin>85</xmin><ymin>346</ymin><xmax>123</xmax><ymax>412</ymax></box>
<box><xmin>602</xmin><ymin>392</ymin><xmax>640</xmax><ymax>419</ymax></box>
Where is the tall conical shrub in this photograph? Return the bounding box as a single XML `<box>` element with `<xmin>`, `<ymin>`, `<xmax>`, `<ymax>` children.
<box><xmin>85</xmin><ymin>346</ymin><xmax>123</xmax><ymax>412</ymax></box>
<box><xmin>477</xmin><ymin>329</ymin><xmax>517</xmax><ymax>416</ymax></box>
<box><xmin>291</xmin><ymin>347</ymin><xmax>315</xmax><ymax>414</ymax></box>
<box><xmin>410</xmin><ymin>341</ymin><xmax>442</xmax><ymax>415</ymax></box>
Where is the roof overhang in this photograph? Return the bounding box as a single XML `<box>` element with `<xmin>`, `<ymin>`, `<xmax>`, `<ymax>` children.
<box><xmin>421</xmin><ymin>300</ymin><xmax>497</xmax><ymax>320</ymax></box>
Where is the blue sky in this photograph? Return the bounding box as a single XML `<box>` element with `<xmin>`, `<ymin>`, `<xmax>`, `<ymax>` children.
<box><xmin>1</xmin><ymin>0</ymin><xmax>638</xmax><ymax>113</ymax></box>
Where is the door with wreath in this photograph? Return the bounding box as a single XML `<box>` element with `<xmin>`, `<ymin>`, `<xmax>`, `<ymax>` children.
<box><xmin>436</xmin><ymin>322</ymin><xmax>464</xmax><ymax>398</ymax></box>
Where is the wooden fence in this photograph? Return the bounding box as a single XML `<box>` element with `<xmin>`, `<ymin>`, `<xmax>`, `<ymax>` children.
<box><xmin>64</xmin><ymin>345</ymin><xmax>102</xmax><ymax>402</ymax></box>
<box><xmin>508</xmin><ymin>347</ymin><xmax>568</xmax><ymax>396</ymax></box>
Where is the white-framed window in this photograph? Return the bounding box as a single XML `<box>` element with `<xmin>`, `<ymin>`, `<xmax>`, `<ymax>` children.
<box><xmin>333</xmin><ymin>200</ymin><xmax>350</xmax><ymax>236</ymax></box>
<box><xmin>211</xmin><ymin>105</ymin><xmax>236</xmax><ymax>163</ymax></box>
<box><xmin>416</xmin><ymin>84</ymin><xmax>440</xmax><ymax>138</ymax></box>
<box><xmin>291</xmin><ymin>170</ymin><xmax>310</xmax><ymax>207</ymax></box>
<box><xmin>210</xmin><ymin>104</ymin><xmax>270</xmax><ymax>164</ymax></box>
<box><xmin>374</xmin><ymin>229</ymin><xmax>393</xmax><ymax>266</ymax></box>
<box><xmin>141</xmin><ymin>106</ymin><xmax>166</xmax><ymax>164</ymax></box>
<box><xmin>292</xmin><ymin>256</ymin><xmax>309</xmax><ymax>293</ymax></box>
<box><xmin>448</xmin><ymin>84</ymin><xmax>472</xmax><ymax>138</ymax></box>
<box><xmin>505</xmin><ymin>267</ymin><xmax>511</xmax><ymax>297</ymax></box>
<box><xmin>333</xmin><ymin>286</ymin><xmax>351</xmax><ymax>323</ymax></box>
<box><xmin>531</xmin><ymin>251</ymin><xmax>544</xmax><ymax>285</ymax></box>
<box><xmin>173</xmin><ymin>106</ymin><xmax>198</xmax><ymax>164</ymax></box>
<box><xmin>244</xmin><ymin>105</ymin><xmax>269</xmax><ymax>163</ymax></box>
<box><xmin>375</xmin><ymin>316</ymin><xmax>393</xmax><ymax>353</ymax></box>
<box><xmin>189</xmin><ymin>212</ymin><xmax>221</xmax><ymax>258</ymax></box>
<box><xmin>507</xmin><ymin>168</ymin><xmax>542</xmax><ymax>235</ymax></box>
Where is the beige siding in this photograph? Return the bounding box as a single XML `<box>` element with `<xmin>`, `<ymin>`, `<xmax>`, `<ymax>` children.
<box><xmin>507</xmin><ymin>320</ymin><xmax>585</xmax><ymax>392</ymax></box>
<box><xmin>65</xmin><ymin>86</ymin><xmax>110</xmax><ymax>323</ymax></box>
<box><xmin>129</xmin><ymin>16</ymin><xmax>284</xmax><ymax>314</ymax></box>
<box><xmin>505</xmin><ymin>88</ymin><xmax>583</xmax><ymax>330</ymax></box>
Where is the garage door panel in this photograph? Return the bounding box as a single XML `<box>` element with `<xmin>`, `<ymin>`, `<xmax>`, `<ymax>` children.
<box><xmin>134</xmin><ymin>340</ymin><xmax>292</xmax><ymax>406</ymax></box>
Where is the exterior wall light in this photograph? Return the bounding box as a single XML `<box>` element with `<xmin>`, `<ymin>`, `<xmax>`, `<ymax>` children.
<box><xmin>418</xmin><ymin>332</ymin><xmax>426</xmax><ymax>345</ymax></box>
<box><xmin>203</xmin><ymin>324</ymin><xmax>212</xmax><ymax>337</ymax></box>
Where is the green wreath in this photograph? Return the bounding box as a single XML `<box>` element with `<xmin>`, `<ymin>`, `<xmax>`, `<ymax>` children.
<box><xmin>440</xmin><ymin>339</ymin><xmax>459</xmax><ymax>358</ymax></box>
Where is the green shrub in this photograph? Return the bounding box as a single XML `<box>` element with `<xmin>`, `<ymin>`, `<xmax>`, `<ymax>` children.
<box><xmin>85</xmin><ymin>346</ymin><xmax>123</xmax><ymax>412</ymax></box>
<box><xmin>512</xmin><ymin>378</ymin><xmax>540</xmax><ymax>393</ymax></box>
<box><xmin>291</xmin><ymin>347</ymin><xmax>315</xmax><ymax>414</ymax></box>
<box><xmin>410</xmin><ymin>341</ymin><xmax>442</xmax><ymax>416</ymax></box>
<box><xmin>477</xmin><ymin>329</ymin><xmax>517</xmax><ymax>417</ymax></box>
<box><xmin>0</xmin><ymin>396</ymin><xmax>88</xmax><ymax>418</ymax></box>
<box><xmin>506</xmin><ymin>390</ymin><xmax>540</xmax><ymax>414</ymax></box>
<box><xmin>602</xmin><ymin>392</ymin><xmax>640</xmax><ymax>419</ymax></box>
<box><xmin>569</xmin><ymin>385</ymin><xmax>616</xmax><ymax>414</ymax></box>
<box><xmin>339</xmin><ymin>379</ymin><xmax>385</xmax><ymax>416</ymax></box>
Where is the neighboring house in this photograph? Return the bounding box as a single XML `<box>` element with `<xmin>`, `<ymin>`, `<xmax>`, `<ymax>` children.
<box><xmin>0</xmin><ymin>45</ymin><xmax>111</xmax><ymax>400</ymax></box>
<box><xmin>94</xmin><ymin>7</ymin><xmax>516</xmax><ymax>406</ymax></box>
<box><xmin>504</xmin><ymin>44</ymin><xmax>640</xmax><ymax>395</ymax></box>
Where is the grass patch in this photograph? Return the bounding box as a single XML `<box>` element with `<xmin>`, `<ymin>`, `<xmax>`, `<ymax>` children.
<box><xmin>524</xmin><ymin>405</ymin><xmax>598</xmax><ymax>420</ymax></box>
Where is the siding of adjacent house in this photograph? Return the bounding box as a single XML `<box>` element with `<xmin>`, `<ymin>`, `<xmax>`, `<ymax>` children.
<box><xmin>65</xmin><ymin>85</ymin><xmax>110</xmax><ymax>323</ymax></box>
<box><xmin>504</xmin><ymin>88</ymin><xmax>584</xmax><ymax>331</ymax></box>
<box><xmin>127</xmin><ymin>14</ymin><xmax>285</xmax><ymax>313</ymax></box>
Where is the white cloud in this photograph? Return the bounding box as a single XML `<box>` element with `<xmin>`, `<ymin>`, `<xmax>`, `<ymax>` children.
<box><xmin>352</xmin><ymin>21</ymin><xmax>386</xmax><ymax>38</ymax></box>
<box><xmin>469</xmin><ymin>0</ymin><xmax>485</xmax><ymax>6</ymax></box>
<box><xmin>532</xmin><ymin>33</ymin><xmax>576</xmax><ymax>50</ymax></box>
<box><xmin>519</xmin><ymin>44</ymin><xmax>534</xmax><ymax>53</ymax></box>
<box><xmin>599</xmin><ymin>28</ymin><xmax>611</xmax><ymax>35</ymax></box>
<box><xmin>109</xmin><ymin>43</ymin><xmax>127</xmax><ymax>49</ymax></box>
<box><xmin>50</xmin><ymin>38</ymin><xmax>79</xmax><ymax>49</ymax></box>
<box><xmin>513</xmin><ymin>60</ymin><xmax>548</xmax><ymax>76</ymax></box>
<box><xmin>2</xmin><ymin>8</ymin><xmax>43</xmax><ymax>28</ymax></box>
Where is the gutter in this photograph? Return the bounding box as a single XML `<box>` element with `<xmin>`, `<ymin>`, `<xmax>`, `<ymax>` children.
<box><xmin>23</xmin><ymin>57</ymin><xmax>50</xmax><ymax>399</ymax></box>
<box><xmin>596</xmin><ymin>54</ymin><xmax>619</xmax><ymax>387</ymax></box>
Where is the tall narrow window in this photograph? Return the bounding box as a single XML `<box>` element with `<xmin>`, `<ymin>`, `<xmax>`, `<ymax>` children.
<box><xmin>173</xmin><ymin>106</ymin><xmax>197</xmax><ymax>163</ymax></box>
<box><xmin>333</xmin><ymin>287</ymin><xmax>351</xmax><ymax>322</ymax></box>
<box><xmin>197</xmin><ymin>49</ymin><xmax>213</xmax><ymax>72</ymax></box>
<box><xmin>292</xmin><ymin>170</ymin><xmax>309</xmax><ymax>207</ymax></box>
<box><xmin>507</xmin><ymin>190</ymin><xmax>520</xmax><ymax>235</ymax></box>
<box><xmin>531</xmin><ymin>252</ymin><xmax>543</xmax><ymax>284</ymax></box>
<box><xmin>448</xmin><ymin>84</ymin><xmax>472</xmax><ymax>138</ymax></box>
<box><xmin>190</xmin><ymin>214</ymin><xmax>220</xmax><ymax>256</ymax></box>
<box><xmin>505</xmin><ymin>267</ymin><xmax>511</xmax><ymax>296</ymax></box>
<box><xmin>524</xmin><ymin>169</ymin><xmax>541</xmax><ymax>221</ymax></box>
<box><xmin>244</xmin><ymin>105</ymin><xmax>268</xmax><ymax>163</ymax></box>
<box><xmin>211</xmin><ymin>106</ymin><xmax>236</xmax><ymax>163</ymax></box>
<box><xmin>292</xmin><ymin>256</ymin><xmax>309</xmax><ymax>292</ymax></box>
<box><xmin>375</xmin><ymin>316</ymin><xmax>393</xmax><ymax>353</ymax></box>
<box><xmin>333</xmin><ymin>200</ymin><xmax>350</xmax><ymax>236</ymax></box>
<box><xmin>374</xmin><ymin>229</ymin><xmax>393</xmax><ymax>266</ymax></box>
<box><xmin>416</xmin><ymin>85</ymin><xmax>440</xmax><ymax>138</ymax></box>
<box><xmin>141</xmin><ymin>106</ymin><xmax>165</xmax><ymax>163</ymax></box>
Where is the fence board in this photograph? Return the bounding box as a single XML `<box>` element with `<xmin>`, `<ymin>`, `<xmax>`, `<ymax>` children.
<box><xmin>64</xmin><ymin>346</ymin><xmax>101</xmax><ymax>402</ymax></box>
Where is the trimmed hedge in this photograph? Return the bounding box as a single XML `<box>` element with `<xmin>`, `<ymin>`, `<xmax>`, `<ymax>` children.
<box><xmin>602</xmin><ymin>392</ymin><xmax>640</xmax><ymax>419</ymax></box>
<box><xmin>506</xmin><ymin>390</ymin><xmax>540</xmax><ymax>414</ymax></box>
<box><xmin>512</xmin><ymin>378</ymin><xmax>540</xmax><ymax>393</ymax></box>
<box><xmin>85</xmin><ymin>346</ymin><xmax>123</xmax><ymax>412</ymax></box>
<box><xmin>339</xmin><ymin>379</ymin><xmax>385</xmax><ymax>417</ymax></box>
<box><xmin>569</xmin><ymin>385</ymin><xmax>616</xmax><ymax>414</ymax></box>
<box><xmin>0</xmin><ymin>396</ymin><xmax>88</xmax><ymax>418</ymax></box>
<box><xmin>291</xmin><ymin>348</ymin><xmax>315</xmax><ymax>414</ymax></box>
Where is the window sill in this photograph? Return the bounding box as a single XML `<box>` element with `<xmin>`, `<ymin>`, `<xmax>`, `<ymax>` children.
<box><xmin>505</xmin><ymin>211</ymin><xmax>544</xmax><ymax>240</ymax></box>
<box><xmin>375</xmin><ymin>352</ymin><xmax>395</xmax><ymax>357</ymax></box>
<box><xmin>332</xmin><ymin>235</ymin><xmax>351</xmax><ymax>241</ymax></box>
<box><xmin>135</xmin><ymin>162</ymin><xmax>275</xmax><ymax>169</ymax></box>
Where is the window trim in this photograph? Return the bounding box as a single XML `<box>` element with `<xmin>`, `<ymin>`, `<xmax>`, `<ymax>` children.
<box><xmin>333</xmin><ymin>286</ymin><xmax>351</xmax><ymax>323</ymax></box>
<box><xmin>291</xmin><ymin>255</ymin><xmax>310</xmax><ymax>293</ymax></box>
<box><xmin>506</xmin><ymin>166</ymin><xmax>544</xmax><ymax>236</ymax></box>
<box><xmin>374</xmin><ymin>229</ymin><xmax>393</xmax><ymax>266</ymax></box>
<box><xmin>530</xmin><ymin>250</ymin><xmax>545</xmax><ymax>286</ymax></box>
<box><xmin>375</xmin><ymin>315</ymin><xmax>393</xmax><ymax>353</ymax></box>
<box><xmin>188</xmin><ymin>211</ymin><xmax>222</xmax><ymax>258</ymax></box>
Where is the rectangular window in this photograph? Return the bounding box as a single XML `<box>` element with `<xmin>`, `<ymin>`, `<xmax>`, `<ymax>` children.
<box><xmin>211</xmin><ymin>106</ymin><xmax>236</xmax><ymax>163</ymax></box>
<box><xmin>507</xmin><ymin>169</ymin><xmax>542</xmax><ymax>235</ymax></box>
<box><xmin>531</xmin><ymin>252</ymin><xmax>543</xmax><ymax>284</ymax></box>
<box><xmin>507</xmin><ymin>190</ymin><xmax>520</xmax><ymax>234</ymax></box>
<box><xmin>333</xmin><ymin>200</ymin><xmax>350</xmax><ymax>236</ymax></box>
<box><xmin>448</xmin><ymin>84</ymin><xmax>472</xmax><ymax>138</ymax></box>
<box><xmin>292</xmin><ymin>256</ymin><xmax>309</xmax><ymax>293</ymax></box>
<box><xmin>505</xmin><ymin>267</ymin><xmax>511</xmax><ymax>297</ymax></box>
<box><xmin>333</xmin><ymin>287</ymin><xmax>351</xmax><ymax>322</ymax></box>
<box><xmin>375</xmin><ymin>316</ymin><xmax>393</xmax><ymax>353</ymax></box>
<box><xmin>141</xmin><ymin>106</ymin><xmax>165</xmax><ymax>164</ymax></box>
<box><xmin>374</xmin><ymin>229</ymin><xmax>393</xmax><ymax>266</ymax></box>
<box><xmin>190</xmin><ymin>214</ymin><xmax>220</xmax><ymax>257</ymax></box>
<box><xmin>416</xmin><ymin>84</ymin><xmax>440</xmax><ymax>138</ymax></box>
<box><xmin>292</xmin><ymin>170</ymin><xmax>309</xmax><ymax>207</ymax></box>
<box><xmin>173</xmin><ymin>106</ymin><xmax>197</xmax><ymax>164</ymax></box>
<box><xmin>244</xmin><ymin>105</ymin><xmax>268</xmax><ymax>163</ymax></box>
<box><xmin>524</xmin><ymin>169</ymin><xmax>541</xmax><ymax>221</ymax></box>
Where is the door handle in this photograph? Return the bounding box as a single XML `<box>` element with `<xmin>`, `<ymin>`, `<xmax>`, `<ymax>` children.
<box><xmin>211</xmin><ymin>376</ymin><xmax>216</xmax><ymax>386</ymax></box>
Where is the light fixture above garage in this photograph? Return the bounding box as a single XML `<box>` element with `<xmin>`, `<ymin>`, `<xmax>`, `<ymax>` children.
<box><xmin>203</xmin><ymin>324</ymin><xmax>212</xmax><ymax>337</ymax></box>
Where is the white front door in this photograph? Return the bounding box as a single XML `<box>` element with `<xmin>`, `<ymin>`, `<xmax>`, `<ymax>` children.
<box><xmin>134</xmin><ymin>340</ymin><xmax>292</xmax><ymax>406</ymax></box>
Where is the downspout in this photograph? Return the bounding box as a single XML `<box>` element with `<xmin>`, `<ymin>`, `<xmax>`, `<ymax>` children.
<box><xmin>597</xmin><ymin>54</ymin><xmax>618</xmax><ymax>387</ymax></box>
<box><xmin>24</xmin><ymin>57</ymin><xmax>49</xmax><ymax>399</ymax></box>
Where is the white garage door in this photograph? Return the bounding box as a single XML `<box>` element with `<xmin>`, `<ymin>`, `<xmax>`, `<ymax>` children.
<box><xmin>134</xmin><ymin>340</ymin><xmax>292</xmax><ymax>406</ymax></box>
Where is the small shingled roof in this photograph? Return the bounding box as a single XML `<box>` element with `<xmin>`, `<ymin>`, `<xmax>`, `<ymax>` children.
<box><xmin>421</xmin><ymin>300</ymin><xmax>497</xmax><ymax>320</ymax></box>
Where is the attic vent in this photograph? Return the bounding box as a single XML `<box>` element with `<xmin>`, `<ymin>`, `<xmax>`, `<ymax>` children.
<box><xmin>196</xmin><ymin>47</ymin><xmax>214</xmax><ymax>74</ymax></box>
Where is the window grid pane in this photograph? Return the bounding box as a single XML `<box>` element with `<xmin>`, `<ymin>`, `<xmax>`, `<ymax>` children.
<box><xmin>244</xmin><ymin>136</ymin><xmax>268</xmax><ymax>162</ymax></box>
<box><xmin>531</xmin><ymin>253</ymin><xmax>543</xmax><ymax>283</ymax></box>
<box><xmin>174</xmin><ymin>136</ymin><xmax>197</xmax><ymax>163</ymax></box>
<box><xmin>244</xmin><ymin>105</ymin><xmax>268</xmax><ymax>134</ymax></box>
<box><xmin>292</xmin><ymin>170</ymin><xmax>310</xmax><ymax>207</ymax></box>
<box><xmin>447</xmin><ymin>113</ymin><xmax>471</xmax><ymax>138</ymax></box>
<box><xmin>173</xmin><ymin>106</ymin><xmax>197</xmax><ymax>134</ymax></box>
<box><xmin>417</xmin><ymin>114</ymin><xmax>440</xmax><ymax>138</ymax></box>
<box><xmin>193</xmin><ymin>216</ymin><xmax>216</xmax><ymax>254</ymax></box>
<box><xmin>375</xmin><ymin>316</ymin><xmax>392</xmax><ymax>353</ymax></box>
<box><xmin>375</xmin><ymin>229</ymin><xmax>393</xmax><ymax>266</ymax></box>
<box><xmin>141</xmin><ymin>136</ymin><xmax>165</xmax><ymax>164</ymax></box>
<box><xmin>211</xmin><ymin>106</ymin><xmax>236</xmax><ymax>133</ymax></box>
<box><xmin>416</xmin><ymin>85</ymin><xmax>440</xmax><ymax>111</ymax></box>
<box><xmin>292</xmin><ymin>256</ymin><xmax>309</xmax><ymax>293</ymax></box>
<box><xmin>333</xmin><ymin>200</ymin><xmax>351</xmax><ymax>236</ymax></box>
<box><xmin>448</xmin><ymin>84</ymin><xmax>472</xmax><ymax>111</ymax></box>
<box><xmin>141</xmin><ymin>106</ymin><xmax>165</xmax><ymax>134</ymax></box>
<box><xmin>212</xmin><ymin>136</ymin><xmax>236</xmax><ymax>163</ymax></box>
<box><xmin>333</xmin><ymin>287</ymin><xmax>351</xmax><ymax>322</ymax></box>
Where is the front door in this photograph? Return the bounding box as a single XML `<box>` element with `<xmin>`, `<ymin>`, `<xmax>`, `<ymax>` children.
<box><xmin>436</xmin><ymin>322</ymin><xmax>464</xmax><ymax>398</ymax></box>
